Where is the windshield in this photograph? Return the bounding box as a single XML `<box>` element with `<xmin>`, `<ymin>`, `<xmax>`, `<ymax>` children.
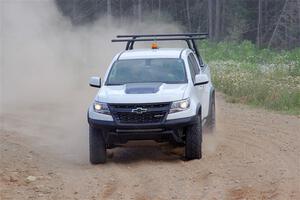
<box><xmin>106</xmin><ymin>58</ymin><xmax>187</xmax><ymax>85</ymax></box>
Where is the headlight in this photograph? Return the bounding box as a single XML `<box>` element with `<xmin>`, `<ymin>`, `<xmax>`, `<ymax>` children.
<box><xmin>169</xmin><ymin>98</ymin><xmax>190</xmax><ymax>113</ymax></box>
<box><xmin>93</xmin><ymin>102</ymin><xmax>111</xmax><ymax>115</ymax></box>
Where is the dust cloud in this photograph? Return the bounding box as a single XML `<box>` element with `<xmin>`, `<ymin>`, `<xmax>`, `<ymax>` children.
<box><xmin>0</xmin><ymin>0</ymin><xmax>182</xmax><ymax>163</ymax></box>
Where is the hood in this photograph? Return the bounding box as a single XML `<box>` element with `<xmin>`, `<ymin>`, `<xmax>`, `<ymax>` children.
<box><xmin>96</xmin><ymin>83</ymin><xmax>188</xmax><ymax>103</ymax></box>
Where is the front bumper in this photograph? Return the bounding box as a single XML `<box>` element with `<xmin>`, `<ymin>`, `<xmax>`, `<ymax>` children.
<box><xmin>88</xmin><ymin>115</ymin><xmax>198</xmax><ymax>132</ymax></box>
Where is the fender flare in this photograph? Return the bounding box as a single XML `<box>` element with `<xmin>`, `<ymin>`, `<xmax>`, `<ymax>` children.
<box><xmin>196</xmin><ymin>104</ymin><xmax>202</xmax><ymax>116</ymax></box>
<box><xmin>196</xmin><ymin>87</ymin><xmax>215</xmax><ymax>117</ymax></box>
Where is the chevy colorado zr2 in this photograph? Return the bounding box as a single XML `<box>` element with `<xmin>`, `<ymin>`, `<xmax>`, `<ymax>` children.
<box><xmin>87</xmin><ymin>33</ymin><xmax>215</xmax><ymax>164</ymax></box>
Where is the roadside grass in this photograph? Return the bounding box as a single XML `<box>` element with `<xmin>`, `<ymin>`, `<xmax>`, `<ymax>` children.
<box><xmin>200</xmin><ymin>41</ymin><xmax>300</xmax><ymax>115</ymax></box>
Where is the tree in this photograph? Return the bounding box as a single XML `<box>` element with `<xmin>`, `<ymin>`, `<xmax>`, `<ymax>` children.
<box><xmin>208</xmin><ymin>0</ymin><xmax>213</xmax><ymax>39</ymax></box>
<box><xmin>215</xmin><ymin>0</ymin><xmax>220</xmax><ymax>41</ymax></box>
<box><xmin>138</xmin><ymin>0</ymin><xmax>142</xmax><ymax>23</ymax></box>
<box><xmin>268</xmin><ymin>0</ymin><xmax>300</xmax><ymax>48</ymax></box>
<box><xmin>158</xmin><ymin>0</ymin><xmax>161</xmax><ymax>18</ymax></box>
<box><xmin>256</xmin><ymin>0</ymin><xmax>262</xmax><ymax>47</ymax></box>
<box><xmin>186</xmin><ymin>0</ymin><xmax>192</xmax><ymax>32</ymax></box>
<box><xmin>55</xmin><ymin>0</ymin><xmax>300</xmax><ymax>49</ymax></box>
<box><xmin>107</xmin><ymin>0</ymin><xmax>112</xmax><ymax>24</ymax></box>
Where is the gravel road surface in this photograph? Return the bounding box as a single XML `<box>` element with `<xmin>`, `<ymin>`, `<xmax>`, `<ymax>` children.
<box><xmin>1</xmin><ymin>93</ymin><xmax>299</xmax><ymax>200</ymax></box>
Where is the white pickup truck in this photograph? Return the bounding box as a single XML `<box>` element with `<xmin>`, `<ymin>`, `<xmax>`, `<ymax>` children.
<box><xmin>87</xmin><ymin>33</ymin><xmax>215</xmax><ymax>164</ymax></box>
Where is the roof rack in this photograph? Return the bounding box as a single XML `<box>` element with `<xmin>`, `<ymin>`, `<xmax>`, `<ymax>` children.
<box><xmin>116</xmin><ymin>33</ymin><xmax>208</xmax><ymax>38</ymax></box>
<box><xmin>111</xmin><ymin>33</ymin><xmax>208</xmax><ymax>60</ymax></box>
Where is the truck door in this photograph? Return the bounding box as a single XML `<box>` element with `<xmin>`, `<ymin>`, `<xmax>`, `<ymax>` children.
<box><xmin>188</xmin><ymin>53</ymin><xmax>210</xmax><ymax>119</ymax></box>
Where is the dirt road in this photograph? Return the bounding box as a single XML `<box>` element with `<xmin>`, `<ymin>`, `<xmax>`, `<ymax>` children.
<box><xmin>1</xmin><ymin>93</ymin><xmax>299</xmax><ymax>200</ymax></box>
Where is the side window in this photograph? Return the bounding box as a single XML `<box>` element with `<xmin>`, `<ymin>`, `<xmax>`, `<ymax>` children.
<box><xmin>197</xmin><ymin>55</ymin><xmax>204</xmax><ymax>66</ymax></box>
<box><xmin>190</xmin><ymin>54</ymin><xmax>200</xmax><ymax>74</ymax></box>
<box><xmin>187</xmin><ymin>55</ymin><xmax>196</xmax><ymax>83</ymax></box>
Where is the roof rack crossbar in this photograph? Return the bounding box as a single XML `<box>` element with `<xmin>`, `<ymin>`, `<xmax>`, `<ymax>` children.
<box><xmin>111</xmin><ymin>36</ymin><xmax>207</xmax><ymax>43</ymax></box>
<box><xmin>116</xmin><ymin>33</ymin><xmax>208</xmax><ymax>38</ymax></box>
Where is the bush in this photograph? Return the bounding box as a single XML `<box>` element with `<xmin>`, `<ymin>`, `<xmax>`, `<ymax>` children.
<box><xmin>200</xmin><ymin>41</ymin><xmax>300</xmax><ymax>115</ymax></box>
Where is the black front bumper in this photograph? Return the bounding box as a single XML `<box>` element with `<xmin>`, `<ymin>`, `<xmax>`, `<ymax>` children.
<box><xmin>88</xmin><ymin>115</ymin><xmax>197</xmax><ymax>132</ymax></box>
<box><xmin>88</xmin><ymin>115</ymin><xmax>197</xmax><ymax>143</ymax></box>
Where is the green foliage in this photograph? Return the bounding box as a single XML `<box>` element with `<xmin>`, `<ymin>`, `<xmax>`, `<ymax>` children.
<box><xmin>200</xmin><ymin>41</ymin><xmax>300</xmax><ymax>115</ymax></box>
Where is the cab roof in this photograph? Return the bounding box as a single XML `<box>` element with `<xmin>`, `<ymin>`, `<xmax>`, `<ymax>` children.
<box><xmin>118</xmin><ymin>48</ymin><xmax>186</xmax><ymax>60</ymax></box>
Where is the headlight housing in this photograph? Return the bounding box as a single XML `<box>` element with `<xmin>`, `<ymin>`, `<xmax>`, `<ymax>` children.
<box><xmin>93</xmin><ymin>102</ymin><xmax>111</xmax><ymax>115</ymax></box>
<box><xmin>169</xmin><ymin>98</ymin><xmax>190</xmax><ymax>113</ymax></box>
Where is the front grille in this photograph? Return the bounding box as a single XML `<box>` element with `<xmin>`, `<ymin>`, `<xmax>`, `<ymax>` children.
<box><xmin>115</xmin><ymin>111</ymin><xmax>166</xmax><ymax>123</ymax></box>
<box><xmin>109</xmin><ymin>103</ymin><xmax>170</xmax><ymax>124</ymax></box>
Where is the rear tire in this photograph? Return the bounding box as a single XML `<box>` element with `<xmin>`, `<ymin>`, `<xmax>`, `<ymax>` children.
<box><xmin>185</xmin><ymin>115</ymin><xmax>202</xmax><ymax>160</ymax></box>
<box><xmin>89</xmin><ymin>126</ymin><xmax>106</xmax><ymax>164</ymax></box>
<box><xmin>206</xmin><ymin>92</ymin><xmax>216</xmax><ymax>132</ymax></box>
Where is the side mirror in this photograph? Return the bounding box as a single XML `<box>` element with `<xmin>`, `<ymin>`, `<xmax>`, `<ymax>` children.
<box><xmin>194</xmin><ymin>74</ymin><xmax>209</xmax><ymax>86</ymax></box>
<box><xmin>89</xmin><ymin>76</ymin><xmax>101</xmax><ymax>88</ymax></box>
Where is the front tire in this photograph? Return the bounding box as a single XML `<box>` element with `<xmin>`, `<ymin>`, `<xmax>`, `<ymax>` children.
<box><xmin>89</xmin><ymin>126</ymin><xmax>106</xmax><ymax>164</ymax></box>
<box><xmin>185</xmin><ymin>115</ymin><xmax>202</xmax><ymax>160</ymax></box>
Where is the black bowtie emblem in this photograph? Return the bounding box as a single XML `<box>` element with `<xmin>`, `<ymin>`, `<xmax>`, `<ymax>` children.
<box><xmin>132</xmin><ymin>107</ymin><xmax>147</xmax><ymax>114</ymax></box>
